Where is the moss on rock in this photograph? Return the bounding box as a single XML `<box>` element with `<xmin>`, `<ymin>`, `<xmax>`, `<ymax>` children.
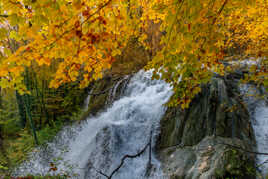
<box><xmin>157</xmin><ymin>73</ymin><xmax>257</xmax><ymax>179</ymax></box>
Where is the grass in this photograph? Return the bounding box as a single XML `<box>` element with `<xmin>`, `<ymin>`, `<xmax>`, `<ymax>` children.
<box><xmin>0</xmin><ymin>122</ymin><xmax>64</xmax><ymax>175</ymax></box>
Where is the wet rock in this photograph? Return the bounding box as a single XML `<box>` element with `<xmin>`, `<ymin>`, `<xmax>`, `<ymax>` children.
<box><xmin>85</xmin><ymin>75</ymin><xmax>131</xmax><ymax>116</ymax></box>
<box><xmin>157</xmin><ymin>74</ymin><xmax>256</xmax><ymax>179</ymax></box>
<box><xmin>159</xmin><ymin>136</ymin><xmax>256</xmax><ymax>179</ymax></box>
<box><xmin>84</xmin><ymin>125</ymin><xmax>123</xmax><ymax>179</ymax></box>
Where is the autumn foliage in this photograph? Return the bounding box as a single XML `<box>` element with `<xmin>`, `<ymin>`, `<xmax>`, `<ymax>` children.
<box><xmin>0</xmin><ymin>0</ymin><xmax>267</xmax><ymax>108</ymax></box>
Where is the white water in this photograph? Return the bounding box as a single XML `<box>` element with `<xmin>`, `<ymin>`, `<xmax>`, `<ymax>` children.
<box><xmin>83</xmin><ymin>91</ymin><xmax>92</xmax><ymax>111</ymax></box>
<box><xmin>14</xmin><ymin>70</ymin><xmax>172</xmax><ymax>178</ymax></box>
<box><xmin>241</xmin><ymin>85</ymin><xmax>268</xmax><ymax>175</ymax></box>
<box><xmin>254</xmin><ymin>102</ymin><xmax>268</xmax><ymax>174</ymax></box>
<box><xmin>106</xmin><ymin>75</ymin><xmax>130</xmax><ymax>106</ymax></box>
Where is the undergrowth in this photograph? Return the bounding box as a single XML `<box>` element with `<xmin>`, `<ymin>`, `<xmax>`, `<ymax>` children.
<box><xmin>0</xmin><ymin>106</ymin><xmax>83</xmax><ymax>177</ymax></box>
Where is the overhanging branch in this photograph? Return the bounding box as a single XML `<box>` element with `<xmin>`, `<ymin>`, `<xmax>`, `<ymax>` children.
<box><xmin>0</xmin><ymin>15</ymin><xmax>8</xmax><ymax>18</ymax></box>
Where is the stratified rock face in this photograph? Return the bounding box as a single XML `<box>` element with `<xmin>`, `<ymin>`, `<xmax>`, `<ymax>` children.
<box><xmin>157</xmin><ymin>74</ymin><xmax>256</xmax><ymax>179</ymax></box>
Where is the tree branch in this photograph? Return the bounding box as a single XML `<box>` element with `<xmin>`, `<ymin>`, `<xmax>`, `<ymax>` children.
<box><xmin>87</xmin><ymin>76</ymin><xmax>126</xmax><ymax>96</ymax></box>
<box><xmin>46</xmin><ymin>0</ymin><xmax>113</xmax><ymax>50</ymax></box>
<box><xmin>108</xmin><ymin>131</ymin><xmax>152</xmax><ymax>179</ymax></box>
<box><xmin>199</xmin><ymin>0</ymin><xmax>228</xmax><ymax>53</ymax></box>
<box><xmin>215</xmin><ymin>141</ymin><xmax>268</xmax><ymax>156</ymax></box>
<box><xmin>93</xmin><ymin>130</ymin><xmax>153</xmax><ymax>179</ymax></box>
<box><xmin>0</xmin><ymin>15</ymin><xmax>8</xmax><ymax>18</ymax></box>
<box><xmin>257</xmin><ymin>158</ymin><xmax>268</xmax><ymax>168</ymax></box>
<box><xmin>108</xmin><ymin>141</ymin><xmax>150</xmax><ymax>178</ymax></box>
<box><xmin>88</xmin><ymin>85</ymin><xmax>115</xmax><ymax>96</ymax></box>
<box><xmin>89</xmin><ymin>164</ymin><xmax>110</xmax><ymax>178</ymax></box>
<box><xmin>212</xmin><ymin>0</ymin><xmax>228</xmax><ymax>25</ymax></box>
<box><xmin>160</xmin><ymin>138</ymin><xmax>268</xmax><ymax>156</ymax></box>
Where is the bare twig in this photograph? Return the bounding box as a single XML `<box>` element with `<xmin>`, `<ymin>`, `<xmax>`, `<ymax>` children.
<box><xmin>159</xmin><ymin>142</ymin><xmax>191</xmax><ymax>150</ymax></box>
<box><xmin>148</xmin><ymin>130</ymin><xmax>152</xmax><ymax>166</ymax></box>
<box><xmin>108</xmin><ymin>131</ymin><xmax>152</xmax><ymax>179</ymax></box>
<box><xmin>87</xmin><ymin>85</ymin><xmax>115</xmax><ymax>96</ymax></box>
<box><xmin>92</xmin><ymin>130</ymin><xmax>153</xmax><ymax>179</ymax></box>
<box><xmin>257</xmin><ymin>158</ymin><xmax>268</xmax><ymax>167</ymax></box>
<box><xmin>89</xmin><ymin>164</ymin><xmax>110</xmax><ymax>178</ymax></box>
<box><xmin>212</xmin><ymin>0</ymin><xmax>228</xmax><ymax>25</ymax></box>
<box><xmin>108</xmin><ymin>141</ymin><xmax>150</xmax><ymax>178</ymax></box>
<box><xmin>215</xmin><ymin>142</ymin><xmax>268</xmax><ymax>156</ymax></box>
<box><xmin>161</xmin><ymin>139</ymin><xmax>268</xmax><ymax>156</ymax></box>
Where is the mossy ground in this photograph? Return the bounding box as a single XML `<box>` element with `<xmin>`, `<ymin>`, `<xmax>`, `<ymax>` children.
<box><xmin>0</xmin><ymin>112</ymin><xmax>83</xmax><ymax>177</ymax></box>
<box><xmin>0</xmin><ymin>88</ymin><xmax>86</xmax><ymax>177</ymax></box>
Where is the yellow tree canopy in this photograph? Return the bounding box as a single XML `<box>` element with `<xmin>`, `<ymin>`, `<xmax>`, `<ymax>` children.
<box><xmin>0</xmin><ymin>0</ymin><xmax>267</xmax><ymax>108</ymax></box>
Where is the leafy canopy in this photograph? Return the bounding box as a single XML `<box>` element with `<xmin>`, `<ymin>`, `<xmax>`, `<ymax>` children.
<box><xmin>0</xmin><ymin>0</ymin><xmax>267</xmax><ymax>108</ymax></box>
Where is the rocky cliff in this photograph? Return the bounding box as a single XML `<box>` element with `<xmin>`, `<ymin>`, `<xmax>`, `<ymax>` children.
<box><xmin>156</xmin><ymin>73</ymin><xmax>257</xmax><ymax>179</ymax></box>
<box><xmin>81</xmin><ymin>69</ymin><xmax>258</xmax><ymax>179</ymax></box>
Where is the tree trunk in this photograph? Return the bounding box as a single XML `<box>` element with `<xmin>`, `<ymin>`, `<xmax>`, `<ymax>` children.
<box><xmin>0</xmin><ymin>87</ymin><xmax>2</xmax><ymax>108</ymax></box>
<box><xmin>24</xmin><ymin>68</ymin><xmax>39</xmax><ymax>145</ymax></box>
<box><xmin>16</xmin><ymin>91</ymin><xmax>27</xmax><ymax>128</ymax></box>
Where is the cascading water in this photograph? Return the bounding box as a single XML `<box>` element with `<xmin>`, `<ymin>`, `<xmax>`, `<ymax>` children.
<box><xmin>254</xmin><ymin>102</ymin><xmax>268</xmax><ymax>174</ymax></box>
<box><xmin>83</xmin><ymin>89</ymin><xmax>92</xmax><ymax>111</ymax></box>
<box><xmin>14</xmin><ymin>70</ymin><xmax>172</xmax><ymax>179</ymax></box>
<box><xmin>106</xmin><ymin>75</ymin><xmax>130</xmax><ymax>106</ymax></box>
<box><xmin>241</xmin><ymin>85</ymin><xmax>268</xmax><ymax>175</ymax></box>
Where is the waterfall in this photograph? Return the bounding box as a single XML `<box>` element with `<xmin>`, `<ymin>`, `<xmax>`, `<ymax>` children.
<box><xmin>14</xmin><ymin>70</ymin><xmax>173</xmax><ymax>179</ymax></box>
<box><xmin>106</xmin><ymin>75</ymin><xmax>131</xmax><ymax>106</ymax></box>
<box><xmin>241</xmin><ymin>85</ymin><xmax>268</xmax><ymax>175</ymax></box>
<box><xmin>83</xmin><ymin>88</ymin><xmax>93</xmax><ymax>111</ymax></box>
<box><xmin>254</xmin><ymin>102</ymin><xmax>268</xmax><ymax>174</ymax></box>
